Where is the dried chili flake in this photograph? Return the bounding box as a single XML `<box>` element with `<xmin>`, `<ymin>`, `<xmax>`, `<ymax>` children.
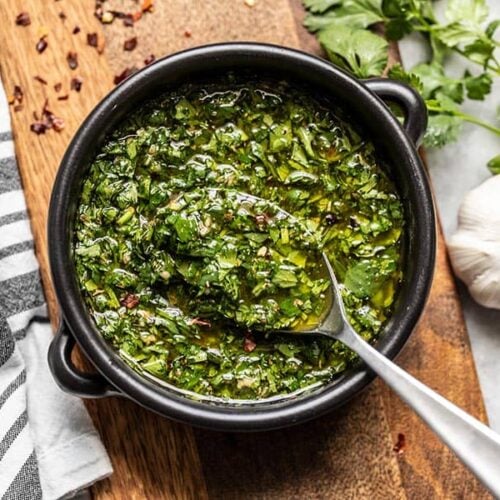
<box><xmin>144</xmin><ymin>54</ymin><xmax>155</xmax><ymax>66</ymax></box>
<box><xmin>34</xmin><ymin>75</ymin><xmax>48</xmax><ymax>85</ymax></box>
<box><xmin>243</xmin><ymin>336</ymin><xmax>257</xmax><ymax>353</ymax></box>
<box><xmin>191</xmin><ymin>318</ymin><xmax>212</xmax><ymax>328</ymax></box>
<box><xmin>67</xmin><ymin>51</ymin><xmax>78</xmax><ymax>70</ymax></box>
<box><xmin>8</xmin><ymin>85</ymin><xmax>24</xmax><ymax>109</ymax></box>
<box><xmin>87</xmin><ymin>32</ymin><xmax>98</xmax><ymax>47</ymax></box>
<box><xmin>15</xmin><ymin>12</ymin><xmax>31</xmax><ymax>26</ymax></box>
<box><xmin>54</xmin><ymin>82</ymin><xmax>62</xmax><ymax>92</ymax></box>
<box><xmin>393</xmin><ymin>433</ymin><xmax>406</xmax><ymax>455</ymax></box>
<box><xmin>31</xmin><ymin>100</ymin><xmax>65</xmax><ymax>134</ymax></box>
<box><xmin>73</xmin><ymin>26</ymin><xmax>81</xmax><ymax>34</ymax></box>
<box><xmin>123</xmin><ymin>37</ymin><xmax>137</xmax><ymax>51</ymax></box>
<box><xmin>36</xmin><ymin>36</ymin><xmax>48</xmax><ymax>53</ymax></box>
<box><xmin>57</xmin><ymin>94</ymin><xmax>69</xmax><ymax>101</ymax></box>
<box><xmin>30</xmin><ymin>122</ymin><xmax>47</xmax><ymax>134</ymax></box>
<box><xmin>51</xmin><ymin>115</ymin><xmax>65</xmax><ymax>131</ymax></box>
<box><xmin>131</xmin><ymin>10</ymin><xmax>142</xmax><ymax>22</ymax></box>
<box><xmin>13</xmin><ymin>85</ymin><xmax>24</xmax><ymax>103</ymax></box>
<box><xmin>113</xmin><ymin>67</ymin><xmax>136</xmax><ymax>85</ymax></box>
<box><xmin>184</xmin><ymin>29</ymin><xmax>192</xmax><ymax>38</ymax></box>
<box><xmin>71</xmin><ymin>76</ymin><xmax>83</xmax><ymax>92</ymax></box>
<box><xmin>123</xmin><ymin>15</ymin><xmax>134</xmax><ymax>27</ymax></box>
<box><xmin>13</xmin><ymin>105</ymin><xmax>23</xmax><ymax>112</ymax></box>
<box><xmin>120</xmin><ymin>293</ymin><xmax>140</xmax><ymax>309</ymax></box>
<box><xmin>59</xmin><ymin>11</ymin><xmax>67</xmax><ymax>21</ymax></box>
<box><xmin>141</xmin><ymin>0</ymin><xmax>154</xmax><ymax>13</ymax></box>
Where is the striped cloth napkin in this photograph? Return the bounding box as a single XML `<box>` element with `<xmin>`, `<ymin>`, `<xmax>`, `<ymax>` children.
<box><xmin>0</xmin><ymin>82</ymin><xmax>112</xmax><ymax>498</ymax></box>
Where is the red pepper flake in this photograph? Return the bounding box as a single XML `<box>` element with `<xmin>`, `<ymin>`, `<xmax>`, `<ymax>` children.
<box><xmin>393</xmin><ymin>433</ymin><xmax>406</xmax><ymax>455</ymax></box>
<box><xmin>123</xmin><ymin>36</ymin><xmax>137</xmax><ymax>51</ymax></box>
<box><xmin>36</xmin><ymin>36</ymin><xmax>48</xmax><ymax>53</ymax></box>
<box><xmin>54</xmin><ymin>82</ymin><xmax>62</xmax><ymax>92</ymax></box>
<box><xmin>59</xmin><ymin>11</ymin><xmax>67</xmax><ymax>21</ymax></box>
<box><xmin>243</xmin><ymin>336</ymin><xmax>257</xmax><ymax>353</ymax></box>
<box><xmin>57</xmin><ymin>94</ymin><xmax>69</xmax><ymax>101</ymax></box>
<box><xmin>113</xmin><ymin>67</ymin><xmax>136</xmax><ymax>85</ymax></box>
<box><xmin>144</xmin><ymin>54</ymin><xmax>155</xmax><ymax>66</ymax></box>
<box><xmin>87</xmin><ymin>32</ymin><xmax>98</xmax><ymax>47</ymax></box>
<box><xmin>70</xmin><ymin>76</ymin><xmax>83</xmax><ymax>92</ymax></box>
<box><xmin>30</xmin><ymin>99</ymin><xmax>65</xmax><ymax>134</ymax></box>
<box><xmin>141</xmin><ymin>0</ymin><xmax>154</xmax><ymax>13</ymax></box>
<box><xmin>51</xmin><ymin>115</ymin><xmax>65</xmax><ymax>132</ymax></box>
<box><xmin>15</xmin><ymin>12</ymin><xmax>31</xmax><ymax>26</ymax></box>
<box><xmin>34</xmin><ymin>75</ymin><xmax>48</xmax><ymax>85</ymax></box>
<box><xmin>13</xmin><ymin>85</ymin><xmax>24</xmax><ymax>103</ymax></box>
<box><xmin>191</xmin><ymin>318</ymin><xmax>212</xmax><ymax>328</ymax></box>
<box><xmin>67</xmin><ymin>51</ymin><xmax>78</xmax><ymax>70</ymax></box>
<box><xmin>123</xmin><ymin>15</ymin><xmax>134</xmax><ymax>27</ymax></box>
<box><xmin>184</xmin><ymin>28</ymin><xmax>192</xmax><ymax>38</ymax></box>
<box><xmin>30</xmin><ymin>122</ymin><xmax>47</xmax><ymax>135</ymax></box>
<box><xmin>8</xmin><ymin>85</ymin><xmax>24</xmax><ymax>110</ymax></box>
<box><xmin>120</xmin><ymin>293</ymin><xmax>140</xmax><ymax>309</ymax></box>
<box><xmin>73</xmin><ymin>26</ymin><xmax>81</xmax><ymax>34</ymax></box>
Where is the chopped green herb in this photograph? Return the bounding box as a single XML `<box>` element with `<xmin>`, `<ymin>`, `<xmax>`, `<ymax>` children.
<box><xmin>74</xmin><ymin>78</ymin><xmax>404</xmax><ymax>400</ymax></box>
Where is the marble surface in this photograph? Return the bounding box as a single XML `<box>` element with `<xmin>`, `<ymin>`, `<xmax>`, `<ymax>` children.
<box><xmin>399</xmin><ymin>0</ymin><xmax>500</xmax><ymax>431</ymax></box>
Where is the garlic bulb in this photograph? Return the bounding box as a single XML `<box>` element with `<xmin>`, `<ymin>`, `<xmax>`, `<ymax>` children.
<box><xmin>448</xmin><ymin>175</ymin><xmax>500</xmax><ymax>310</ymax></box>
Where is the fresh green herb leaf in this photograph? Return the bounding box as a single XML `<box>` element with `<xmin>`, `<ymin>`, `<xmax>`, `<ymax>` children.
<box><xmin>318</xmin><ymin>25</ymin><xmax>388</xmax><ymax>77</ymax></box>
<box><xmin>303</xmin><ymin>0</ymin><xmax>342</xmax><ymax>14</ymax></box>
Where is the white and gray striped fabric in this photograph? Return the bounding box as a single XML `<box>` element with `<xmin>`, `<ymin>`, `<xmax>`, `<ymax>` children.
<box><xmin>0</xmin><ymin>82</ymin><xmax>112</xmax><ymax>498</ymax></box>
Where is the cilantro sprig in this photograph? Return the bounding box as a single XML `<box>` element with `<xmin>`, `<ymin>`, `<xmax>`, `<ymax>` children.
<box><xmin>303</xmin><ymin>0</ymin><xmax>500</xmax><ymax>172</ymax></box>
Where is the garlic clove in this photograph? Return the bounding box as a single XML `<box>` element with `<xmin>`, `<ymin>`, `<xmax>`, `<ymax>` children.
<box><xmin>448</xmin><ymin>175</ymin><xmax>500</xmax><ymax>310</ymax></box>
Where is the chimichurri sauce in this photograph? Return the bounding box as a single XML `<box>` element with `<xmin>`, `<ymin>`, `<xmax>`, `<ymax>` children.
<box><xmin>74</xmin><ymin>79</ymin><xmax>404</xmax><ymax>400</ymax></box>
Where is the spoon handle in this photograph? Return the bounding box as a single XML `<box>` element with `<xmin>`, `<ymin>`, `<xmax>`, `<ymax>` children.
<box><xmin>337</xmin><ymin>326</ymin><xmax>500</xmax><ymax>497</ymax></box>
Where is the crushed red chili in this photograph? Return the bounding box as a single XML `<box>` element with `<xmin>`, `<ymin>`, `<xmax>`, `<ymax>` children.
<box><xmin>144</xmin><ymin>54</ymin><xmax>155</xmax><ymax>66</ymax></box>
<box><xmin>57</xmin><ymin>94</ymin><xmax>69</xmax><ymax>101</ymax></box>
<box><xmin>34</xmin><ymin>75</ymin><xmax>48</xmax><ymax>85</ymax></box>
<box><xmin>73</xmin><ymin>26</ymin><xmax>81</xmax><ymax>34</ymax></box>
<box><xmin>393</xmin><ymin>433</ymin><xmax>406</xmax><ymax>454</ymax></box>
<box><xmin>123</xmin><ymin>37</ymin><xmax>137</xmax><ymax>51</ymax></box>
<box><xmin>13</xmin><ymin>85</ymin><xmax>23</xmax><ymax>103</ymax></box>
<box><xmin>67</xmin><ymin>51</ymin><xmax>78</xmax><ymax>70</ymax></box>
<box><xmin>36</xmin><ymin>36</ymin><xmax>48</xmax><ymax>53</ymax></box>
<box><xmin>15</xmin><ymin>12</ymin><xmax>31</xmax><ymax>26</ymax></box>
<box><xmin>87</xmin><ymin>32</ymin><xmax>98</xmax><ymax>47</ymax></box>
<box><xmin>113</xmin><ymin>67</ymin><xmax>136</xmax><ymax>85</ymax></box>
<box><xmin>120</xmin><ymin>293</ymin><xmax>140</xmax><ymax>309</ymax></box>
<box><xmin>54</xmin><ymin>82</ymin><xmax>62</xmax><ymax>92</ymax></box>
<box><xmin>71</xmin><ymin>77</ymin><xmax>83</xmax><ymax>92</ymax></box>
<box><xmin>243</xmin><ymin>336</ymin><xmax>257</xmax><ymax>353</ymax></box>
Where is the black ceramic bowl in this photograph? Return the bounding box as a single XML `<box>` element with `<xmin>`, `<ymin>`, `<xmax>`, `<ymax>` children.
<box><xmin>48</xmin><ymin>43</ymin><xmax>435</xmax><ymax>431</ymax></box>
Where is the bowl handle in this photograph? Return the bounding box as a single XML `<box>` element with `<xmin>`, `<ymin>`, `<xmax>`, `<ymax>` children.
<box><xmin>363</xmin><ymin>78</ymin><xmax>427</xmax><ymax>147</ymax></box>
<box><xmin>48</xmin><ymin>321</ymin><xmax>120</xmax><ymax>399</ymax></box>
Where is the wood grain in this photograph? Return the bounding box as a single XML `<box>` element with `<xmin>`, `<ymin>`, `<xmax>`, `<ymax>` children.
<box><xmin>0</xmin><ymin>0</ymin><xmax>490</xmax><ymax>497</ymax></box>
<box><xmin>0</xmin><ymin>2</ymin><xmax>207</xmax><ymax>498</ymax></box>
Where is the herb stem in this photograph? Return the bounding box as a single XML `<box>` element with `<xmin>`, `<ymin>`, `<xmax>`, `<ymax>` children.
<box><xmin>455</xmin><ymin>112</ymin><xmax>500</xmax><ymax>136</ymax></box>
<box><xmin>426</xmin><ymin>102</ymin><xmax>500</xmax><ymax>136</ymax></box>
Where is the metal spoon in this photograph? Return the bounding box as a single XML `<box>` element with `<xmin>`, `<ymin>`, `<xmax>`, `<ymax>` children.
<box><xmin>279</xmin><ymin>253</ymin><xmax>500</xmax><ymax>496</ymax></box>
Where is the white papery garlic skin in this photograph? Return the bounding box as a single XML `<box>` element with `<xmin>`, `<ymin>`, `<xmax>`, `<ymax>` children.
<box><xmin>448</xmin><ymin>175</ymin><xmax>500</xmax><ymax>309</ymax></box>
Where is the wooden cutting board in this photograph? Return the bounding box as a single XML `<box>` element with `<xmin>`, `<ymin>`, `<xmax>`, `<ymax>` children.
<box><xmin>0</xmin><ymin>0</ymin><xmax>490</xmax><ymax>497</ymax></box>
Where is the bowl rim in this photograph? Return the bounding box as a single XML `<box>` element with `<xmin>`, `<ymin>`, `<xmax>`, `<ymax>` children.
<box><xmin>48</xmin><ymin>42</ymin><xmax>436</xmax><ymax>431</ymax></box>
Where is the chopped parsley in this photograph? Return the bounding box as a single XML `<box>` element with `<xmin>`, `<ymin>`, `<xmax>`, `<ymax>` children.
<box><xmin>74</xmin><ymin>78</ymin><xmax>404</xmax><ymax>400</ymax></box>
